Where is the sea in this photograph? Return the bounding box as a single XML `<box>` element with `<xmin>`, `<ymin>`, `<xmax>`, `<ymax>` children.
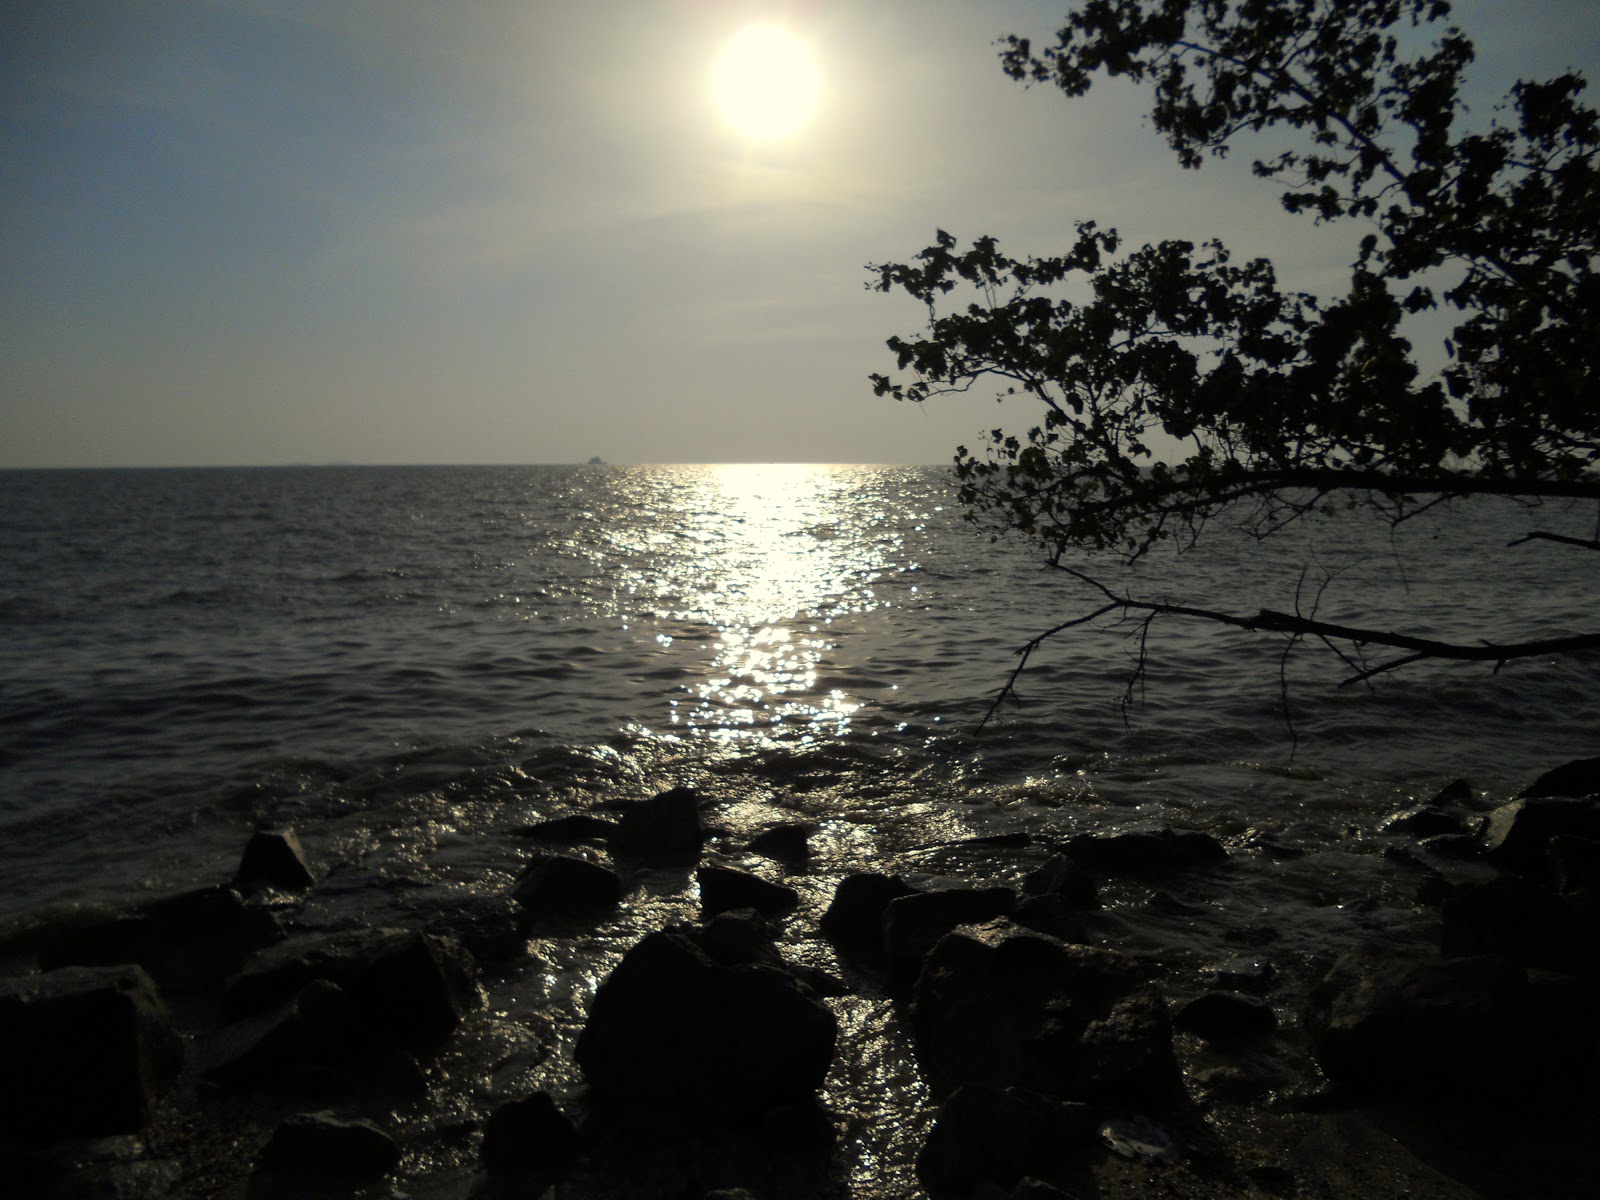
<box><xmin>1</xmin><ymin>462</ymin><xmax>1596</xmax><ymax>1194</ymax></box>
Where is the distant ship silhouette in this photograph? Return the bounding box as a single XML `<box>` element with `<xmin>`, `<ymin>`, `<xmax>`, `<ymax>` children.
<box><xmin>587</xmin><ymin>456</ymin><xmax>605</xmax><ymax>465</ymax></box>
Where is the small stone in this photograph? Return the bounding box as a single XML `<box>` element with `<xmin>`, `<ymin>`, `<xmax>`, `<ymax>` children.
<box><xmin>697</xmin><ymin>865</ymin><xmax>800</xmax><ymax>917</ymax></box>
<box><xmin>819</xmin><ymin>872</ymin><xmax>918</xmax><ymax>950</ymax></box>
<box><xmin>607</xmin><ymin>786</ymin><xmax>704</xmax><ymax>860</ymax></box>
<box><xmin>236</xmin><ymin>827</ymin><xmax>316</xmax><ymax>890</ymax></box>
<box><xmin>259</xmin><ymin>1111</ymin><xmax>400</xmax><ymax>1176</ymax></box>
<box><xmin>481</xmin><ymin>1092</ymin><xmax>580</xmax><ymax>1174</ymax></box>
<box><xmin>507</xmin><ymin>814</ymin><xmax>618</xmax><ymax>843</ymax></box>
<box><xmin>1020</xmin><ymin>855</ymin><xmax>1097</xmax><ymax>908</ymax></box>
<box><xmin>1380</xmin><ymin>805</ymin><xmax>1465</xmax><ymax>837</ymax></box>
<box><xmin>748</xmin><ymin>822</ymin><xmax>815</xmax><ymax>862</ymax></box>
<box><xmin>512</xmin><ymin>854</ymin><xmax>620</xmax><ymax>916</ymax></box>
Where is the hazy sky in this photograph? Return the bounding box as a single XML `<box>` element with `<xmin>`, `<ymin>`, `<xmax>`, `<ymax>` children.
<box><xmin>3</xmin><ymin>1</ymin><xmax>1596</xmax><ymax>467</ymax></box>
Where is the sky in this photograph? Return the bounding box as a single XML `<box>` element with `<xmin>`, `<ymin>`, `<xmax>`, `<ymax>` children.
<box><xmin>2</xmin><ymin>0</ymin><xmax>1597</xmax><ymax>468</ymax></box>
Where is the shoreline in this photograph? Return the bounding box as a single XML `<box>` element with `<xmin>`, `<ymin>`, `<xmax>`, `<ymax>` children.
<box><xmin>2</xmin><ymin>759</ymin><xmax>1597</xmax><ymax>1198</ymax></box>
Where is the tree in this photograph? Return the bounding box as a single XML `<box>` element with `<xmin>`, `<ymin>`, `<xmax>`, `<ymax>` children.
<box><xmin>868</xmin><ymin>0</ymin><xmax>1600</xmax><ymax>720</ymax></box>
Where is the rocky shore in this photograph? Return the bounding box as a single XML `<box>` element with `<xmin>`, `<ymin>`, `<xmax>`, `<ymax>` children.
<box><xmin>2</xmin><ymin>759</ymin><xmax>1598</xmax><ymax>1199</ymax></box>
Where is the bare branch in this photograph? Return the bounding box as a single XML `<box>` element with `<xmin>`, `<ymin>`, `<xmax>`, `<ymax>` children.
<box><xmin>1507</xmin><ymin>530</ymin><xmax>1600</xmax><ymax>551</ymax></box>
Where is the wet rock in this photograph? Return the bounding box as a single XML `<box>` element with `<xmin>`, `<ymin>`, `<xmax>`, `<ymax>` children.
<box><xmin>1481</xmin><ymin>797</ymin><xmax>1600</xmax><ymax>873</ymax></box>
<box><xmin>36</xmin><ymin>884</ymin><xmax>285</xmax><ymax>993</ymax></box>
<box><xmin>1440</xmin><ymin>878</ymin><xmax>1600</xmax><ymax>976</ymax></box>
<box><xmin>883</xmin><ymin>886</ymin><xmax>1017</xmax><ymax>978</ymax></box>
<box><xmin>1063</xmin><ymin>827</ymin><xmax>1227</xmax><ymax>876</ymax></box>
<box><xmin>507</xmin><ymin>813</ymin><xmax>618</xmax><ymax>844</ymax></box>
<box><xmin>206</xmin><ymin>978</ymin><xmax>354</xmax><ymax>1087</ymax></box>
<box><xmin>224</xmin><ymin>927</ymin><xmax>477</xmax><ymax>1049</ymax></box>
<box><xmin>697</xmin><ymin>865</ymin><xmax>800</xmax><ymax>918</ymax></box>
<box><xmin>819</xmin><ymin>872</ymin><xmax>918</xmax><ymax>951</ymax></box>
<box><xmin>1013</xmin><ymin>893</ymin><xmax>1087</xmax><ymax>943</ymax></box>
<box><xmin>696</xmin><ymin>908</ymin><xmax>780</xmax><ymax>966</ymax></box>
<box><xmin>1077</xmin><ymin>985</ymin><xmax>1182</xmax><ymax>1109</ymax></box>
<box><xmin>748</xmin><ymin>822</ymin><xmax>814</xmax><ymax>863</ymax></box>
<box><xmin>1521</xmin><ymin>757</ymin><xmax>1600</xmax><ymax>799</ymax></box>
<box><xmin>575</xmin><ymin>925</ymin><xmax>836</xmax><ymax>1116</ymax></box>
<box><xmin>1305</xmin><ymin>944</ymin><xmax>1595</xmax><ymax>1094</ymax></box>
<box><xmin>1207</xmin><ymin>958</ymin><xmax>1276</xmax><ymax>994</ymax></box>
<box><xmin>1020</xmin><ymin>855</ymin><xmax>1097</xmax><ymax>908</ymax></box>
<box><xmin>1430</xmin><ymin>778</ymin><xmax>1476</xmax><ymax>806</ymax></box>
<box><xmin>1420</xmin><ymin>833</ymin><xmax>1483</xmax><ymax>860</ymax></box>
<box><xmin>0</xmin><ymin>965</ymin><xmax>183</xmax><ymax>1141</ymax></box>
<box><xmin>236</xmin><ymin>827</ymin><xmax>316</xmax><ymax>891</ymax></box>
<box><xmin>481</xmin><ymin>1092</ymin><xmax>581</xmax><ymax>1174</ymax></box>
<box><xmin>511</xmin><ymin>854</ymin><xmax>620</xmax><ymax>917</ymax></box>
<box><xmin>258</xmin><ymin>1111</ymin><xmax>400</xmax><ymax>1177</ymax></box>
<box><xmin>607</xmin><ymin>785</ymin><xmax>704</xmax><ymax>861</ymax></box>
<box><xmin>1173</xmin><ymin>992</ymin><xmax>1277</xmax><ymax>1040</ymax></box>
<box><xmin>915</xmin><ymin>1085</ymin><xmax>1094</xmax><ymax>1196</ymax></box>
<box><xmin>1380</xmin><ymin>805</ymin><xmax>1466</xmax><ymax>837</ymax></box>
<box><xmin>911</xmin><ymin>918</ymin><xmax>1172</xmax><ymax>1106</ymax></box>
<box><xmin>403</xmin><ymin>891</ymin><xmax>531</xmax><ymax>966</ymax></box>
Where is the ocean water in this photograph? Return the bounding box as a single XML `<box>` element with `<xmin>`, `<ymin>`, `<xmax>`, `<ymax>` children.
<box><xmin>1</xmin><ymin>462</ymin><xmax>1596</xmax><ymax>1193</ymax></box>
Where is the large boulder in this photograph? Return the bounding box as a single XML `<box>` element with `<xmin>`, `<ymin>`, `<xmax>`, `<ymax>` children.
<box><xmin>1480</xmin><ymin>797</ymin><xmax>1600</xmax><ymax>873</ymax></box>
<box><xmin>481</xmin><ymin>1092</ymin><xmax>582</xmax><ymax>1174</ymax></box>
<box><xmin>883</xmin><ymin>887</ymin><xmax>1017</xmax><ymax>979</ymax></box>
<box><xmin>205</xmin><ymin>978</ymin><xmax>354</xmax><ymax>1087</ymax></box>
<box><xmin>1063</xmin><ymin>826</ymin><xmax>1227</xmax><ymax>875</ymax></box>
<box><xmin>258</xmin><ymin>1110</ymin><xmax>401</xmax><ymax>1177</ymax></box>
<box><xmin>224</xmin><ymin>927</ymin><xmax>477</xmax><ymax>1049</ymax></box>
<box><xmin>1439</xmin><ymin>879</ymin><xmax>1600</xmax><ymax>977</ymax></box>
<box><xmin>607</xmin><ymin>786</ymin><xmax>704</xmax><ymax>861</ymax></box>
<box><xmin>916</xmin><ymin>1085</ymin><xmax>1094</xmax><ymax>1196</ymax></box>
<box><xmin>1521</xmin><ymin>757</ymin><xmax>1600</xmax><ymax>799</ymax></box>
<box><xmin>1305</xmin><ymin>944</ymin><xmax>1595</xmax><ymax>1095</ymax></box>
<box><xmin>697</xmin><ymin>866</ymin><xmax>800</xmax><ymax>918</ymax></box>
<box><xmin>819</xmin><ymin>872</ymin><xmax>918</xmax><ymax>952</ymax></box>
<box><xmin>911</xmin><ymin>919</ymin><xmax>1176</xmax><ymax>1107</ymax></box>
<box><xmin>512</xmin><ymin>854</ymin><xmax>621</xmax><ymax>917</ymax></box>
<box><xmin>36</xmin><ymin>884</ymin><xmax>285</xmax><ymax>993</ymax></box>
<box><xmin>575</xmin><ymin>925</ymin><xmax>836</xmax><ymax>1117</ymax></box>
<box><xmin>0</xmin><ymin>965</ymin><xmax>183</xmax><ymax>1139</ymax></box>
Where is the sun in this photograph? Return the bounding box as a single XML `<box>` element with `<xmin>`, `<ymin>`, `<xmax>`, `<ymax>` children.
<box><xmin>710</xmin><ymin>23</ymin><xmax>821</xmax><ymax>142</ymax></box>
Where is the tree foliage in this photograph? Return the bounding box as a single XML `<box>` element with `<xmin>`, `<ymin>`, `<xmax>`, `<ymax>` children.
<box><xmin>869</xmin><ymin>0</ymin><xmax>1600</xmax><ymax>703</ymax></box>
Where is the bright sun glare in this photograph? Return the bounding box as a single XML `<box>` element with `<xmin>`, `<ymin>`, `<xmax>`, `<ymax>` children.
<box><xmin>710</xmin><ymin>23</ymin><xmax>821</xmax><ymax>142</ymax></box>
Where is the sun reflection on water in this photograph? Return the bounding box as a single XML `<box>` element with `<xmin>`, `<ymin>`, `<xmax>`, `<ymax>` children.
<box><xmin>610</xmin><ymin>464</ymin><xmax>903</xmax><ymax>742</ymax></box>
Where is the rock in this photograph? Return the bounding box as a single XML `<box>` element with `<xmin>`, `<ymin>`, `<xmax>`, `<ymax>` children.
<box><xmin>1173</xmin><ymin>992</ymin><xmax>1277</xmax><ymax>1039</ymax></box>
<box><xmin>1550</xmin><ymin>835</ymin><xmax>1600</xmax><ymax>895</ymax></box>
<box><xmin>1305</xmin><ymin>945</ymin><xmax>1595</xmax><ymax>1094</ymax></box>
<box><xmin>224</xmin><ymin>927</ymin><xmax>477</xmax><ymax>1049</ymax></box>
<box><xmin>1206</xmin><ymin>958</ymin><xmax>1276</xmax><ymax>993</ymax></box>
<box><xmin>512</xmin><ymin>854</ymin><xmax>620</xmax><ymax>917</ymax></box>
<box><xmin>1481</xmin><ymin>797</ymin><xmax>1600</xmax><ymax>872</ymax></box>
<box><xmin>0</xmin><ymin>965</ymin><xmax>183</xmax><ymax>1140</ymax></box>
<box><xmin>911</xmin><ymin>918</ymin><xmax>1171</xmax><ymax>1106</ymax></box>
<box><xmin>481</xmin><ymin>1092</ymin><xmax>580</xmax><ymax>1174</ymax></box>
<box><xmin>819</xmin><ymin>872</ymin><xmax>918</xmax><ymax>951</ymax></box>
<box><xmin>1063</xmin><ymin>827</ymin><xmax>1227</xmax><ymax>875</ymax></box>
<box><xmin>206</xmin><ymin>978</ymin><xmax>354</xmax><ymax>1087</ymax></box>
<box><xmin>697</xmin><ymin>866</ymin><xmax>799</xmax><ymax>918</ymax></box>
<box><xmin>1420</xmin><ymin>833</ymin><xmax>1483</xmax><ymax>860</ymax></box>
<box><xmin>1380</xmin><ymin>805</ymin><xmax>1466</xmax><ymax>837</ymax></box>
<box><xmin>1013</xmin><ymin>893</ymin><xmax>1088</xmax><ymax>943</ymax></box>
<box><xmin>1430</xmin><ymin>778</ymin><xmax>1476</xmax><ymax>807</ymax></box>
<box><xmin>1020</xmin><ymin>855</ymin><xmax>1097</xmax><ymax>908</ymax></box>
<box><xmin>607</xmin><ymin>785</ymin><xmax>704</xmax><ymax>861</ymax></box>
<box><xmin>915</xmin><ymin>1085</ymin><xmax>1094</xmax><ymax>1196</ymax></box>
<box><xmin>236</xmin><ymin>827</ymin><xmax>316</xmax><ymax>890</ymax></box>
<box><xmin>1521</xmin><ymin>757</ymin><xmax>1600</xmax><ymax>798</ymax></box>
<box><xmin>36</xmin><ymin>884</ymin><xmax>285</xmax><ymax>993</ymax></box>
<box><xmin>748</xmin><ymin>822</ymin><xmax>815</xmax><ymax>862</ymax></box>
<box><xmin>403</xmin><ymin>891</ymin><xmax>531</xmax><ymax>966</ymax></box>
<box><xmin>883</xmin><ymin>887</ymin><xmax>1017</xmax><ymax>978</ymax></box>
<box><xmin>1440</xmin><ymin>879</ymin><xmax>1600</xmax><ymax>976</ymax></box>
<box><xmin>575</xmin><ymin>925</ymin><xmax>836</xmax><ymax>1116</ymax></box>
<box><xmin>507</xmin><ymin>814</ymin><xmax>618</xmax><ymax>843</ymax></box>
<box><xmin>258</xmin><ymin>1111</ymin><xmax>400</xmax><ymax>1177</ymax></box>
